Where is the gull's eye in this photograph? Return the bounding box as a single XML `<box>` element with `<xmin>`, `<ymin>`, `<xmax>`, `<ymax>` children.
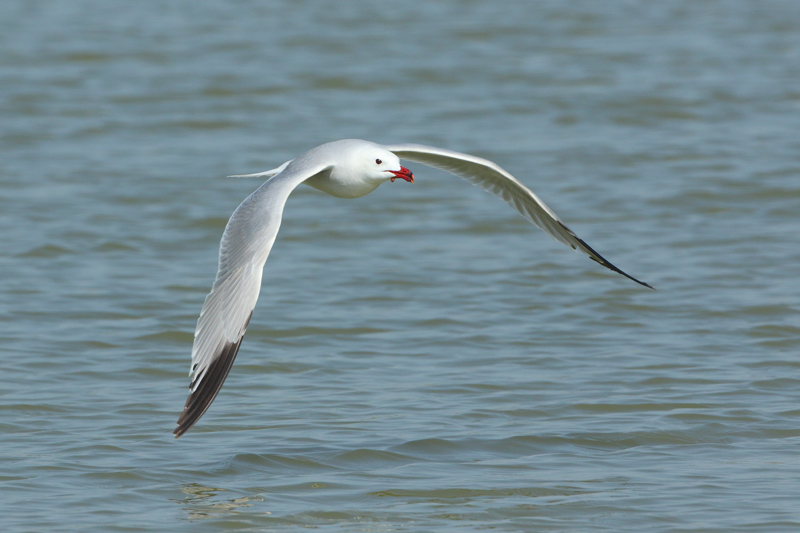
<box><xmin>375</xmin><ymin>158</ymin><xmax>382</xmax><ymax>165</ymax></box>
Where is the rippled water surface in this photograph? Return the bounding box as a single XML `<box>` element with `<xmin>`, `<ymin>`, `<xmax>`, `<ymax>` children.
<box><xmin>3</xmin><ymin>1</ymin><xmax>800</xmax><ymax>531</ymax></box>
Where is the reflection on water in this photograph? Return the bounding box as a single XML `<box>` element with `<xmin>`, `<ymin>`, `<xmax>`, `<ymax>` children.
<box><xmin>178</xmin><ymin>484</ymin><xmax>268</xmax><ymax>521</ymax></box>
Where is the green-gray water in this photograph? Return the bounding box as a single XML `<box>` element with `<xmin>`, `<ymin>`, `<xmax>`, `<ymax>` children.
<box><xmin>3</xmin><ymin>1</ymin><xmax>799</xmax><ymax>531</ymax></box>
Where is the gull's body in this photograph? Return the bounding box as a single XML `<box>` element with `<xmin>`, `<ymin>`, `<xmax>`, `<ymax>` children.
<box><xmin>174</xmin><ymin>139</ymin><xmax>651</xmax><ymax>438</ymax></box>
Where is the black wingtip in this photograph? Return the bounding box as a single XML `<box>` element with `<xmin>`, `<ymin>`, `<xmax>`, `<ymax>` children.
<box><xmin>560</xmin><ymin>222</ymin><xmax>654</xmax><ymax>290</ymax></box>
<box><xmin>174</xmin><ymin>336</ymin><xmax>244</xmax><ymax>438</ymax></box>
<box><xmin>173</xmin><ymin>337</ymin><xmax>243</xmax><ymax>438</ymax></box>
<box><xmin>588</xmin><ymin>254</ymin><xmax>655</xmax><ymax>290</ymax></box>
<box><xmin>174</xmin><ymin>313</ymin><xmax>253</xmax><ymax>439</ymax></box>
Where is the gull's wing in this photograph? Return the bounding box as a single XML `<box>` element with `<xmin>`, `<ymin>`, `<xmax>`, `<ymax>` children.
<box><xmin>228</xmin><ymin>159</ymin><xmax>293</xmax><ymax>179</ymax></box>
<box><xmin>174</xmin><ymin>160</ymin><xmax>332</xmax><ymax>438</ymax></box>
<box><xmin>384</xmin><ymin>143</ymin><xmax>651</xmax><ymax>288</ymax></box>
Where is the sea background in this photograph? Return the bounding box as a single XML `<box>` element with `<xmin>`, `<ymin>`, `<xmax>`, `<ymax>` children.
<box><xmin>2</xmin><ymin>1</ymin><xmax>799</xmax><ymax>531</ymax></box>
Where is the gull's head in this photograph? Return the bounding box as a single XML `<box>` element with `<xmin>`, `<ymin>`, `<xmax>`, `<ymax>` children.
<box><xmin>306</xmin><ymin>140</ymin><xmax>415</xmax><ymax>199</ymax></box>
<box><xmin>354</xmin><ymin>146</ymin><xmax>414</xmax><ymax>185</ymax></box>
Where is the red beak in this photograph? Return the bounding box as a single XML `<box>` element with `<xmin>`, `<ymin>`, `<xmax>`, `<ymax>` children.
<box><xmin>389</xmin><ymin>166</ymin><xmax>414</xmax><ymax>183</ymax></box>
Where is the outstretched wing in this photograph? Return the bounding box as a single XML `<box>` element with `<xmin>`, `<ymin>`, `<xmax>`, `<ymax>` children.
<box><xmin>385</xmin><ymin>143</ymin><xmax>652</xmax><ymax>289</ymax></box>
<box><xmin>174</xmin><ymin>161</ymin><xmax>332</xmax><ymax>438</ymax></box>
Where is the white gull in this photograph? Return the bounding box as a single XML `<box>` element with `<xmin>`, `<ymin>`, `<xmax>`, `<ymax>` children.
<box><xmin>174</xmin><ymin>139</ymin><xmax>652</xmax><ymax>437</ymax></box>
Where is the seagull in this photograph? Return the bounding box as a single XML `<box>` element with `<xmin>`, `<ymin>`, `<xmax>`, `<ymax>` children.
<box><xmin>174</xmin><ymin>139</ymin><xmax>652</xmax><ymax>438</ymax></box>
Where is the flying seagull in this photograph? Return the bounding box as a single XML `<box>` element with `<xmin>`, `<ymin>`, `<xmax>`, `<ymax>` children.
<box><xmin>174</xmin><ymin>139</ymin><xmax>652</xmax><ymax>438</ymax></box>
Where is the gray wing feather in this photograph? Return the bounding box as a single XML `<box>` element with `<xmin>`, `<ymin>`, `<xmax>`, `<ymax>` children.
<box><xmin>175</xmin><ymin>160</ymin><xmax>333</xmax><ymax>437</ymax></box>
<box><xmin>385</xmin><ymin>143</ymin><xmax>651</xmax><ymax>288</ymax></box>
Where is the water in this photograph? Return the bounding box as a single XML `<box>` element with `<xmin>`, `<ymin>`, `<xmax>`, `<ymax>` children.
<box><xmin>2</xmin><ymin>0</ymin><xmax>800</xmax><ymax>530</ymax></box>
